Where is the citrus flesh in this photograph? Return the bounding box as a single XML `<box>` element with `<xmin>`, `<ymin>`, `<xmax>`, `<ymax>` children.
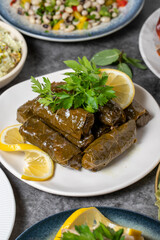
<box><xmin>54</xmin><ymin>207</ymin><xmax>142</xmax><ymax>239</ymax></box>
<box><xmin>22</xmin><ymin>150</ymin><xmax>54</xmax><ymax>181</ymax></box>
<box><xmin>0</xmin><ymin>124</ymin><xmax>40</xmax><ymax>151</ymax></box>
<box><xmin>101</xmin><ymin>68</ymin><xmax>135</xmax><ymax>109</ymax></box>
<box><xmin>0</xmin><ymin>124</ymin><xmax>54</xmax><ymax>181</ymax></box>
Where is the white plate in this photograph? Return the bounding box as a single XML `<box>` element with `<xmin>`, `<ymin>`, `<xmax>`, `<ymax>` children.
<box><xmin>0</xmin><ymin>169</ymin><xmax>16</xmax><ymax>240</ymax></box>
<box><xmin>139</xmin><ymin>8</ymin><xmax>160</xmax><ymax>78</ymax></box>
<box><xmin>0</xmin><ymin>69</ymin><xmax>160</xmax><ymax>197</ymax></box>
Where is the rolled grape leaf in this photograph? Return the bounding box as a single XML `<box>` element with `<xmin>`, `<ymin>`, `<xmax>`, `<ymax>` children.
<box><xmin>82</xmin><ymin>120</ymin><xmax>136</xmax><ymax>171</ymax></box>
<box><xmin>124</xmin><ymin>100</ymin><xmax>151</xmax><ymax>127</ymax></box>
<box><xmin>99</xmin><ymin>100</ymin><xmax>126</xmax><ymax>127</ymax></box>
<box><xmin>19</xmin><ymin>117</ymin><xmax>82</xmax><ymax>170</ymax></box>
<box><xmin>32</xmin><ymin>100</ymin><xmax>94</xmax><ymax>140</ymax></box>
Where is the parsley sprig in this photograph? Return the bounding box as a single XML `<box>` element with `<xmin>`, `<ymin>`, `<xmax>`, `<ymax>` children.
<box><xmin>31</xmin><ymin>56</ymin><xmax>116</xmax><ymax>113</ymax></box>
<box><xmin>62</xmin><ymin>223</ymin><xmax>125</xmax><ymax>240</ymax></box>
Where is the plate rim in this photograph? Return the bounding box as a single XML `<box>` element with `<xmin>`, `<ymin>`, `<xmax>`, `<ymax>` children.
<box><xmin>16</xmin><ymin>206</ymin><xmax>160</xmax><ymax>240</ymax></box>
<box><xmin>139</xmin><ymin>8</ymin><xmax>160</xmax><ymax>78</ymax></box>
<box><xmin>0</xmin><ymin>0</ymin><xmax>145</xmax><ymax>42</ymax></box>
<box><xmin>0</xmin><ymin>69</ymin><xmax>160</xmax><ymax>197</ymax></box>
<box><xmin>0</xmin><ymin>168</ymin><xmax>16</xmax><ymax>240</ymax></box>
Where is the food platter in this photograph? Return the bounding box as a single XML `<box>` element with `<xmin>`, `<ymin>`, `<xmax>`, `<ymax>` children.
<box><xmin>0</xmin><ymin>69</ymin><xmax>160</xmax><ymax>197</ymax></box>
<box><xmin>16</xmin><ymin>207</ymin><xmax>160</xmax><ymax>240</ymax></box>
<box><xmin>0</xmin><ymin>168</ymin><xmax>16</xmax><ymax>239</ymax></box>
<box><xmin>139</xmin><ymin>8</ymin><xmax>160</xmax><ymax>78</ymax></box>
<box><xmin>0</xmin><ymin>0</ymin><xmax>144</xmax><ymax>42</ymax></box>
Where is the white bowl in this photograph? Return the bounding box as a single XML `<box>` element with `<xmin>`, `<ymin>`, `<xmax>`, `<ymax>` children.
<box><xmin>0</xmin><ymin>21</ymin><xmax>27</xmax><ymax>88</ymax></box>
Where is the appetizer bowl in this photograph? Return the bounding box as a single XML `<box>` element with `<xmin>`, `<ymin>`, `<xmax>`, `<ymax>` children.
<box><xmin>0</xmin><ymin>21</ymin><xmax>27</xmax><ymax>88</ymax></box>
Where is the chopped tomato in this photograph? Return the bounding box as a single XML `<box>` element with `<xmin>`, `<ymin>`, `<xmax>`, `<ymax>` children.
<box><xmin>10</xmin><ymin>0</ymin><xmax>16</xmax><ymax>5</ymax></box>
<box><xmin>116</xmin><ymin>0</ymin><xmax>128</xmax><ymax>7</ymax></box>
<box><xmin>72</xmin><ymin>6</ymin><xmax>77</xmax><ymax>11</ymax></box>
<box><xmin>156</xmin><ymin>17</ymin><xmax>160</xmax><ymax>39</ymax></box>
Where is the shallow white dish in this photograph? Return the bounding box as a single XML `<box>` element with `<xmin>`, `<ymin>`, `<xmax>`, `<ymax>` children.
<box><xmin>0</xmin><ymin>168</ymin><xmax>16</xmax><ymax>240</ymax></box>
<box><xmin>0</xmin><ymin>69</ymin><xmax>160</xmax><ymax>197</ymax></box>
<box><xmin>0</xmin><ymin>21</ymin><xmax>27</xmax><ymax>88</ymax></box>
<box><xmin>139</xmin><ymin>8</ymin><xmax>160</xmax><ymax>78</ymax></box>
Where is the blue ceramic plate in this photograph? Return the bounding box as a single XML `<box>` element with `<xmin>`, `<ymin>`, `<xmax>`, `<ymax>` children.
<box><xmin>0</xmin><ymin>0</ymin><xmax>144</xmax><ymax>42</ymax></box>
<box><xmin>16</xmin><ymin>207</ymin><xmax>160</xmax><ymax>240</ymax></box>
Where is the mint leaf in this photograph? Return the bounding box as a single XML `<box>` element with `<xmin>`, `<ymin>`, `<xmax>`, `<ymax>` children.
<box><xmin>123</xmin><ymin>55</ymin><xmax>147</xmax><ymax>70</ymax></box>
<box><xmin>91</xmin><ymin>49</ymin><xmax>120</xmax><ymax>66</ymax></box>
<box><xmin>118</xmin><ymin>63</ymin><xmax>132</xmax><ymax>78</ymax></box>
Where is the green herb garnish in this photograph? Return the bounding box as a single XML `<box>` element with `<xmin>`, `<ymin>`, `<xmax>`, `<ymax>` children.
<box><xmin>91</xmin><ymin>49</ymin><xmax>147</xmax><ymax>79</ymax></box>
<box><xmin>65</xmin><ymin>0</ymin><xmax>79</xmax><ymax>6</ymax></box>
<box><xmin>61</xmin><ymin>223</ymin><xmax>125</xmax><ymax>240</ymax></box>
<box><xmin>99</xmin><ymin>6</ymin><xmax>111</xmax><ymax>17</ymax></box>
<box><xmin>31</xmin><ymin>56</ymin><xmax>116</xmax><ymax>113</ymax></box>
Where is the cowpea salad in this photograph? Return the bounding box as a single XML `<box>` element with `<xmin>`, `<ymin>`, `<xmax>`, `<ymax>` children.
<box><xmin>10</xmin><ymin>0</ymin><xmax>128</xmax><ymax>32</ymax></box>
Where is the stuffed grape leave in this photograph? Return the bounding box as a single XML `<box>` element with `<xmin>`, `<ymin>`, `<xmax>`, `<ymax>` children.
<box><xmin>32</xmin><ymin>100</ymin><xmax>94</xmax><ymax>140</ymax></box>
<box><xmin>125</xmin><ymin>100</ymin><xmax>151</xmax><ymax>127</ymax></box>
<box><xmin>82</xmin><ymin>120</ymin><xmax>136</xmax><ymax>171</ymax></box>
<box><xmin>99</xmin><ymin>100</ymin><xmax>126</xmax><ymax>127</ymax></box>
<box><xmin>17</xmin><ymin>98</ymin><xmax>36</xmax><ymax>123</ymax></box>
<box><xmin>19</xmin><ymin>117</ymin><xmax>82</xmax><ymax>170</ymax></box>
<box><xmin>17</xmin><ymin>98</ymin><xmax>94</xmax><ymax>149</ymax></box>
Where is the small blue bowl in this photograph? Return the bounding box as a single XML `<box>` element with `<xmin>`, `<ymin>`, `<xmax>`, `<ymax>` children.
<box><xmin>16</xmin><ymin>207</ymin><xmax>160</xmax><ymax>240</ymax></box>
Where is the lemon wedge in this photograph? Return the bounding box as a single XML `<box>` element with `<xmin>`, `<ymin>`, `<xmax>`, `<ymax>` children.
<box><xmin>101</xmin><ymin>68</ymin><xmax>135</xmax><ymax>109</ymax></box>
<box><xmin>22</xmin><ymin>150</ymin><xmax>54</xmax><ymax>181</ymax></box>
<box><xmin>54</xmin><ymin>207</ymin><xmax>142</xmax><ymax>240</ymax></box>
<box><xmin>0</xmin><ymin>124</ymin><xmax>54</xmax><ymax>181</ymax></box>
<box><xmin>0</xmin><ymin>124</ymin><xmax>39</xmax><ymax>151</ymax></box>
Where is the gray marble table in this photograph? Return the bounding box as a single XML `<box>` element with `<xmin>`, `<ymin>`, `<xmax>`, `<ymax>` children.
<box><xmin>0</xmin><ymin>0</ymin><xmax>160</xmax><ymax>239</ymax></box>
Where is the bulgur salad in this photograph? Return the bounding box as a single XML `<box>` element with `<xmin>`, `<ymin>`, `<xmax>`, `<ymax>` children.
<box><xmin>0</xmin><ymin>27</ymin><xmax>21</xmax><ymax>78</ymax></box>
<box><xmin>10</xmin><ymin>0</ymin><xmax>128</xmax><ymax>32</ymax></box>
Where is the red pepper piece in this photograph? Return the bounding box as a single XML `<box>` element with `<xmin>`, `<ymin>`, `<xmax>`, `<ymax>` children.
<box><xmin>72</xmin><ymin>6</ymin><xmax>77</xmax><ymax>11</ymax></box>
<box><xmin>156</xmin><ymin>17</ymin><xmax>160</xmax><ymax>39</ymax></box>
<box><xmin>116</xmin><ymin>0</ymin><xmax>128</xmax><ymax>7</ymax></box>
<box><xmin>10</xmin><ymin>0</ymin><xmax>16</xmax><ymax>6</ymax></box>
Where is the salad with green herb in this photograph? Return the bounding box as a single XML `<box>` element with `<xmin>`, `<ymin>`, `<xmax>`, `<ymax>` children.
<box><xmin>61</xmin><ymin>223</ymin><xmax>125</xmax><ymax>240</ymax></box>
<box><xmin>10</xmin><ymin>0</ymin><xmax>128</xmax><ymax>32</ymax></box>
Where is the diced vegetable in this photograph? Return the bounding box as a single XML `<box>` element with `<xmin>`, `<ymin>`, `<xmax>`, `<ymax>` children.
<box><xmin>116</xmin><ymin>0</ymin><xmax>128</xmax><ymax>7</ymax></box>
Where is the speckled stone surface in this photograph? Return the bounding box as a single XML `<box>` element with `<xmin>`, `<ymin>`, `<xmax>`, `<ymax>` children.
<box><xmin>0</xmin><ymin>1</ymin><xmax>160</xmax><ymax>239</ymax></box>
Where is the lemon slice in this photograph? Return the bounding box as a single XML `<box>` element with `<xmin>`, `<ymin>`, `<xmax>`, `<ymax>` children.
<box><xmin>101</xmin><ymin>68</ymin><xmax>135</xmax><ymax>109</ymax></box>
<box><xmin>0</xmin><ymin>125</ymin><xmax>54</xmax><ymax>181</ymax></box>
<box><xmin>55</xmin><ymin>207</ymin><xmax>142</xmax><ymax>240</ymax></box>
<box><xmin>22</xmin><ymin>150</ymin><xmax>54</xmax><ymax>181</ymax></box>
<box><xmin>0</xmin><ymin>124</ymin><xmax>39</xmax><ymax>151</ymax></box>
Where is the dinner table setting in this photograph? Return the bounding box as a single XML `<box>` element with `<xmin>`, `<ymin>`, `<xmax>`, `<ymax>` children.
<box><xmin>0</xmin><ymin>0</ymin><xmax>160</xmax><ymax>240</ymax></box>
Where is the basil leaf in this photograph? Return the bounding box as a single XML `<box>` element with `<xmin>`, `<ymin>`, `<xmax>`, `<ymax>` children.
<box><xmin>91</xmin><ymin>49</ymin><xmax>120</xmax><ymax>66</ymax></box>
<box><xmin>118</xmin><ymin>63</ymin><xmax>132</xmax><ymax>79</ymax></box>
